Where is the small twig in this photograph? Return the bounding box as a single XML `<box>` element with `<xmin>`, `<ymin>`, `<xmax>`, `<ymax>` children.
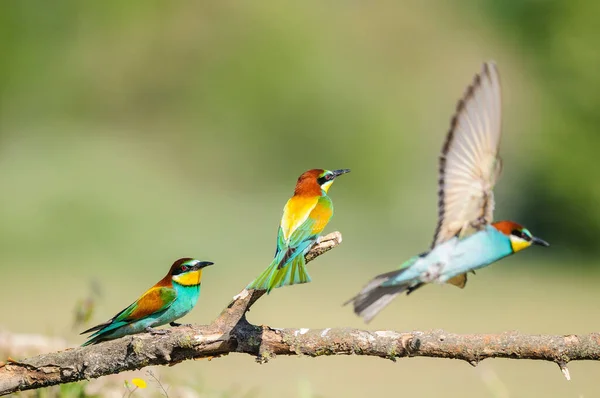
<box><xmin>146</xmin><ymin>370</ymin><xmax>169</xmax><ymax>397</ymax></box>
<box><xmin>557</xmin><ymin>361</ymin><xmax>571</xmax><ymax>381</ymax></box>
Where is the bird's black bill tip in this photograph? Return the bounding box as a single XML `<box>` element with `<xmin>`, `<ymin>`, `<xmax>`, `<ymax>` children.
<box><xmin>198</xmin><ymin>261</ymin><xmax>215</xmax><ymax>268</ymax></box>
<box><xmin>332</xmin><ymin>169</ymin><xmax>351</xmax><ymax>178</ymax></box>
<box><xmin>532</xmin><ymin>237</ymin><xmax>550</xmax><ymax>247</ymax></box>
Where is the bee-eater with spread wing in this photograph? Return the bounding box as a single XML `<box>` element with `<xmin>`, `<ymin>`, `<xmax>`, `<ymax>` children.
<box><xmin>247</xmin><ymin>168</ymin><xmax>350</xmax><ymax>293</ymax></box>
<box><xmin>346</xmin><ymin>62</ymin><xmax>549</xmax><ymax>323</ymax></box>
<box><xmin>81</xmin><ymin>258</ymin><xmax>214</xmax><ymax>346</ymax></box>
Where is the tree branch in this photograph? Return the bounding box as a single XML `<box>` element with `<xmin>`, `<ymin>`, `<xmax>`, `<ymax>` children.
<box><xmin>0</xmin><ymin>231</ymin><xmax>598</xmax><ymax>395</ymax></box>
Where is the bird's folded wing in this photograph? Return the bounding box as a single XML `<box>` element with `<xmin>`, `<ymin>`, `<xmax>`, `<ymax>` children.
<box><xmin>275</xmin><ymin>196</ymin><xmax>334</xmax><ymax>269</ymax></box>
<box><xmin>288</xmin><ymin>196</ymin><xmax>333</xmax><ymax>246</ymax></box>
<box><xmin>280</xmin><ymin>195</ymin><xmax>320</xmax><ymax>243</ymax></box>
<box><xmin>115</xmin><ymin>286</ymin><xmax>178</xmax><ymax>322</ymax></box>
<box><xmin>80</xmin><ymin>286</ymin><xmax>178</xmax><ymax>336</ymax></box>
<box><xmin>432</xmin><ymin>61</ymin><xmax>503</xmax><ymax>249</ymax></box>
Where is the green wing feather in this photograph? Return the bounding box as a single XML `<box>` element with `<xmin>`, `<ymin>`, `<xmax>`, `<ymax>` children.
<box><xmin>115</xmin><ymin>286</ymin><xmax>177</xmax><ymax>322</ymax></box>
<box><xmin>81</xmin><ymin>286</ymin><xmax>177</xmax><ymax>336</ymax></box>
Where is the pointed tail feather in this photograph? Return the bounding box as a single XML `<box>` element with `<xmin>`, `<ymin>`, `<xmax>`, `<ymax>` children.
<box><xmin>348</xmin><ymin>284</ymin><xmax>410</xmax><ymax>323</ymax></box>
<box><xmin>247</xmin><ymin>255</ymin><xmax>311</xmax><ymax>293</ymax></box>
<box><xmin>81</xmin><ymin>327</ymin><xmax>113</xmax><ymax>346</ymax></box>
<box><xmin>81</xmin><ymin>329</ymin><xmax>122</xmax><ymax>346</ymax></box>
<box><xmin>246</xmin><ymin>258</ymin><xmax>279</xmax><ymax>292</ymax></box>
<box><xmin>344</xmin><ymin>269</ymin><xmax>420</xmax><ymax>323</ymax></box>
<box><xmin>82</xmin><ymin>334</ymin><xmax>104</xmax><ymax>346</ymax></box>
<box><xmin>80</xmin><ymin>321</ymin><xmax>109</xmax><ymax>335</ymax></box>
<box><xmin>80</xmin><ymin>319</ymin><xmax>130</xmax><ymax>346</ymax></box>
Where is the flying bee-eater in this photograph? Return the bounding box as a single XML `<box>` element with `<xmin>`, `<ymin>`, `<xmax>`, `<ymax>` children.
<box><xmin>247</xmin><ymin>168</ymin><xmax>350</xmax><ymax>293</ymax></box>
<box><xmin>346</xmin><ymin>62</ymin><xmax>549</xmax><ymax>323</ymax></box>
<box><xmin>81</xmin><ymin>258</ymin><xmax>214</xmax><ymax>346</ymax></box>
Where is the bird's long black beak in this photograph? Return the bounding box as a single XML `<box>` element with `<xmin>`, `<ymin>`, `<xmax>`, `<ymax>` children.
<box><xmin>532</xmin><ymin>237</ymin><xmax>550</xmax><ymax>247</ymax></box>
<box><xmin>332</xmin><ymin>169</ymin><xmax>351</xmax><ymax>178</ymax></box>
<box><xmin>194</xmin><ymin>261</ymin><xmax>214</xmax><ymax>270</ymax></box>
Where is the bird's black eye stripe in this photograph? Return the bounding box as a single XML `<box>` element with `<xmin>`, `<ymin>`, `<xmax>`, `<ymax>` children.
<box><xmin>511</xmin><ymin>229</ymin><xmax>530</xmax><ymax>241</ymax></box>
<box><xmin>317</xmin><ymin>175</ymin><xmax>332</xmax><ymax>185</ymax></box>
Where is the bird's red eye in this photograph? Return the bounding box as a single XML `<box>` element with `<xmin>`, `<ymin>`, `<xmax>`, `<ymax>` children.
<box><xmin>325</xmin><ymin>174</ymin><xmax>333</xmax><ymax>181</ymax></box>
<box><xmin>180</xmin><ymin>265</ymin><xmax>188</xmax><ymax>272</ymax></box>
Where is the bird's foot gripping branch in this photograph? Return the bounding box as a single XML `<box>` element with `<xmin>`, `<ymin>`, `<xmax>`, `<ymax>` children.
<box><xmin>0</xmin><ymin>230</ymin><xmax>595</xmax><ymax>396</ymax></box>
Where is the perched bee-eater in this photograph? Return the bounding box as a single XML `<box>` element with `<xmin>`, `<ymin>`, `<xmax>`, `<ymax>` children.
<box><xmin>247</xmin><ymin>168</ymin><xmax>350</xmax><ymax>293</ymax></box>
<box><xmin>81</xmin><ymin>258</ymin><xmax>213</xmax><ymax>346</ymax></box>
<box><xmin>347</xmin><ymin>62</ymin><xmax>549</xmax><ymax>323</ymax></box>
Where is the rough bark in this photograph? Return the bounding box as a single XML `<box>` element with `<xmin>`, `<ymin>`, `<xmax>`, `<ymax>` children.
<box><xmin>0</xmin><ymin>231</ymin><xmax>597</xmax><ymax>395</ymax></box>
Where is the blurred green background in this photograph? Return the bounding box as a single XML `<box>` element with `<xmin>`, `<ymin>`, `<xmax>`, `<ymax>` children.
<box><xmin>1</xmin><ymin>1</ymin><xmax>599</xmax><ymax>397</ymax></box>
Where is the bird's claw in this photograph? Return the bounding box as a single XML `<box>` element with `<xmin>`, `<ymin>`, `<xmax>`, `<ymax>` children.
<box><xmin>145</xmin><ymin>327</ymin><xmax>169</xmax><ymax>335</ymax></box>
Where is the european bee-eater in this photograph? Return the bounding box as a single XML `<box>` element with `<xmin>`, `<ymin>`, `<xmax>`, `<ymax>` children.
<box><xmin>347</xmin><ymin>62</ymin><xmax>549</xmax><ymax>322</ymax></box>
<box><xmin>247</xmin><ymin>168</ymin><xmax>350</xmax><ymax>293</ymax></box>
<box><xmin>81</xmin><ymin>258</ymin><xmax>213</xmax><ymax>346</ymax></box>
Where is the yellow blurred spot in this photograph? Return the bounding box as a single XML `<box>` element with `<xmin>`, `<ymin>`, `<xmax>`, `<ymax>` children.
<box><xmin>131</xmin><ymin>378</ymin><xmax>147</xmax><ymax>389</ymax></box>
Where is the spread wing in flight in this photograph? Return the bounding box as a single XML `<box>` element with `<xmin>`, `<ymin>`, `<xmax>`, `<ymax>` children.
<box><xmin>431</xmin><ymin>62</ymin><xmax>503</xmax><ymax>288</ymax></box>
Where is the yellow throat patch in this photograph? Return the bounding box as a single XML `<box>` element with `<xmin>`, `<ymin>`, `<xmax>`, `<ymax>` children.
<box><xmin>321</xmin><ymin>180</ymin><xmax>334</xmax><ymax>193</ymax></box>
<box><xmin>173</xmin><ymin>270</ymin><xmax>202</xmax><ymax>286</ymax></box>
<box><xmin>510</xmin><ymin>236</ymin><xmax>531</xmax><ymax>253</ymax></box>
